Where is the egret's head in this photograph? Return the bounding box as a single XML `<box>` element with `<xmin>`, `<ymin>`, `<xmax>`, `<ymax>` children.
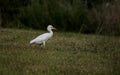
<box><xmin>47</xmin><ymin>25</ymin><xmax>57</xmax><ymax>30</ymax></box>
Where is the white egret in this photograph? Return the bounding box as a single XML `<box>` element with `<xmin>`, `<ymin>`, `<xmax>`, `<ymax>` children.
<box><xmin>30</xmin><ymin>25</ymin><xmax>57</xmax><ymax>47</ymax></box>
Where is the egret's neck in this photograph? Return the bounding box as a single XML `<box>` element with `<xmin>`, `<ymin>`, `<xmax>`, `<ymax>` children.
<box><xmin>48</xmin><ymin>28</ymin><xmax>53</xmax><ymax>34</ymax></box>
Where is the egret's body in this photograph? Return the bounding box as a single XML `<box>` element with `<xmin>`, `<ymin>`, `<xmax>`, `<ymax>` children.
<box><xmin>30</xmin><ymin>25</ymin><xmax>56</xmax><ymax>46</ymax></box>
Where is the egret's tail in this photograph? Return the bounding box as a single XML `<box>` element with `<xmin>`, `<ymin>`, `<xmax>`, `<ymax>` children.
<box><xmin>30</xmin><ymin>40</ymin><xmax>34</xmax><ymax>44</ymax></box>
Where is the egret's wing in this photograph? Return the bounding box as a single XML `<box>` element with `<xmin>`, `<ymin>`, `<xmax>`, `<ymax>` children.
<box><xmin>31</xmin><ymin>33</ymin><xmax>49</xmax><ymax>43</ymax></box>
<box><xmin>35</xmin><ymin>33</ymin><xmax>50</xmax><ymax>40</ymax></box>
<box><xmin>30</xmin><ymin>32</ymin><xmax>52</xmax><ymax>44</ymax></box>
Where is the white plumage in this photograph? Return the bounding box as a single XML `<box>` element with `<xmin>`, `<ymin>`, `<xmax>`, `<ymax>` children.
<box><xmin>30</xmin><ymin>25</ymin><xmax>57</xmax><ymax>46</ymax></box>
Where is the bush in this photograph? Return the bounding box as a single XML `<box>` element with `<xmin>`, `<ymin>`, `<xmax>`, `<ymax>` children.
<box><xmin>1</xmin><ymin>0</ymin><xmax>120</xmax><ymax>35</ymax></box>
<box><xmin>87</xmin><ymin>1</ymin><xmax>120</xmax><ymax>35</ymax></box>
<box><xmin>17</xmin><ymin>0</ymin><xmax>88</xmax><ymax>31</ymax></box>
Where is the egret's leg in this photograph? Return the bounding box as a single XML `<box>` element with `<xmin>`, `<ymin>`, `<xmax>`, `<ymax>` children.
<box><xmin>43</xmin><ymin>41</ymin><xmax>45</xmax><ymax>47</ymax></box>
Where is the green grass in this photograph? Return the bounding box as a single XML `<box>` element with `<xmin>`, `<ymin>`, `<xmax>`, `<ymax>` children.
<box><xmin>0</xmin><ymin>28</ymin><xmax>120</xmax><ymax>75</ymax></box>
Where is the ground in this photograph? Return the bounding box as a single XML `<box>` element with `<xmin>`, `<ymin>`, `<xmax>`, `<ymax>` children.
<box><xmin>0</xmin><ymin>28</ymin><xmax>120</xmax><ymax>75</ymax></box>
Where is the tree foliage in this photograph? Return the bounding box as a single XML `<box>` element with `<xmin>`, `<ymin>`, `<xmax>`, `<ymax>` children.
<box><xmin>0</xmin><ymin>0</ymin><xmax>120</xmax><ymax>35</ymax></box>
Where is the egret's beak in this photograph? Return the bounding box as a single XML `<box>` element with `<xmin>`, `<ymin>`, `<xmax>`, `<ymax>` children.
<box><xmin>52</xmin><ymin>27</ymin><xmax>57</xmax><ymax>30</ymax></box>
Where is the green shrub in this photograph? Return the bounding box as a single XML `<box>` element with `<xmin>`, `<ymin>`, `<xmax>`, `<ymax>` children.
<box><xmin>0</xmin><ymin>0</ymin><xmax>120</xmax><ymax>35</ymax></box>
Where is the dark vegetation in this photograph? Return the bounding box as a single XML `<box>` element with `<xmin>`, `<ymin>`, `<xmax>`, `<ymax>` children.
<box><xmin>0</xmin><ymin>0</ymin><xmax>120</xmax><ymax>35</ymax></box>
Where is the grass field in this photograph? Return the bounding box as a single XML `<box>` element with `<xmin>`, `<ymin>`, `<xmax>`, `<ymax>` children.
<box><xmin>0</xmin><ymin>28</ymin><xmax>120</xmax><ymax>75</ymax></box>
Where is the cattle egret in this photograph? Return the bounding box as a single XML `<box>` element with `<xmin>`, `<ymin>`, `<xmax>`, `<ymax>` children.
<box><xmin>30</xmin><ymin>25</ymin><xmax>57</xmax><ymax>47</ymax></box>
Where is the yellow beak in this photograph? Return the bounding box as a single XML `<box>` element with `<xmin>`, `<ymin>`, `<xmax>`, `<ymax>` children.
<box><xmin>52</xmin><ymin>27</ymin><xmax>57</xmax><ymax>30</ymax></box>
